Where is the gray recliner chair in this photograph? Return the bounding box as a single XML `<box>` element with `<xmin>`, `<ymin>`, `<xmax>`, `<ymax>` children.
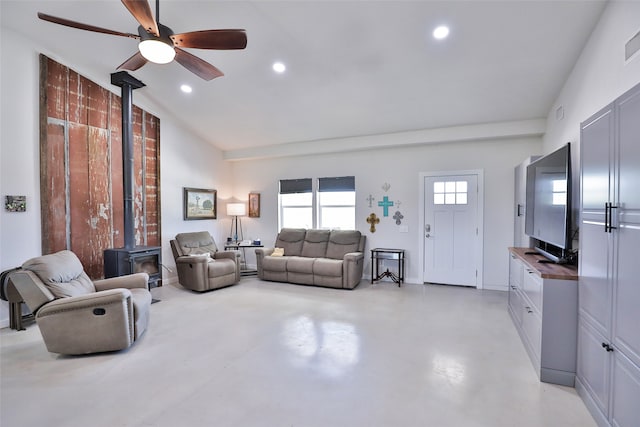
<box><xmin>7</xmin><ymin>250</ymin><xmax>151</xmax><ymax>355</ymax></box>
<box><xmin>170</xmin><ymin>231</ymin><xmax>240</xmax><ymax>292</ymax></box>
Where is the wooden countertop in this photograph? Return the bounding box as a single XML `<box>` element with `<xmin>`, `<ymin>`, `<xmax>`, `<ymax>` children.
<box><xmin>509</xmin><ymin>247</ymin><xmax>578</xmax><ymax>281</ymax></box>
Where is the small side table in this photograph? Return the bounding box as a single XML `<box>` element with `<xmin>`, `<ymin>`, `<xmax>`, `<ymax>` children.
<box><xmin>224</xmin><ymin>243</ymin><xmax>264</xmax><ymax>276</ymax></box>
<box><xmin>371</xmin><ymin>248</ymin><xmax>405</xmax><ymax>286</ymax></box>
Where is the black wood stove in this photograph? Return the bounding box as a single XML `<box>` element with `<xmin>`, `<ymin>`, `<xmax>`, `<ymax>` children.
<box><xmin>103</xmin><ymin>72</ymin><xmax>161</xmax><ymax>289</ymax></box>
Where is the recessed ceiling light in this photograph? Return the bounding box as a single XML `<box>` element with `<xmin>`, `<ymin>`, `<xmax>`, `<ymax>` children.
<box><xmin>180</xmin><ymin>84</ymin><xmax>192</xmax><ymax>93</ymax></box>
<box><xmin>273</xmin><ymin>62</ymin><xmax>286</xmax><ymax>73</ymax></box>
<box><xmin>433</xmin><ymin>25</ymin><xmax>450</xmax><ymax>40</ymax></box>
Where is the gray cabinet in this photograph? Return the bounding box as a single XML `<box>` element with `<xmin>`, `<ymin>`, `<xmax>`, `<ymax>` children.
<box><xmin>513</xmin><ymin>156</ymin><xmax>539</xmax><ymax>247</ymax></box>
<box><xmin>577</xmin><ymin>82</ymin><xmax>640</xmax><ymax>427</ymax></box>
<box><xmin>508</xmin><ymin>248</ymin><xmax>578</xmax><ymax>386</ymax></box>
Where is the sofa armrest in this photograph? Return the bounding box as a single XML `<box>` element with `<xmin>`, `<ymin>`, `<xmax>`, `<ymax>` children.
<box><xmin>254</xmin><ymin>248</ymin><xmax>275</xmax><ymax>279</ymax></box>
<box><xmin>94</xmin><ymin>273</ymin><xmax>149</xmax><ymax>291</ymax></box>
<box><xmin>255</xmin><ymin>248</ymin><xmax>275</xmax><ymax>257</ymax></box>
<box><xmin>35</xmin><ymin>289</ymin><xmax>135</xmax><ymax>354</ymax></box>
<box><xmin>213</xmin><ymin>251</ymin><xmax>238</xmax><ymax>262</ymax></box>
<box><xmin>214</xmin><ymin>251</ymin><xmax>241</xmax><ymax>282</ymax></box>
<box><xmin>344</xmin><ymin>252</ymin><xmax>364</xmax><ymax>262</ymax></box>
<box><xmin>37</xmin><ymin>288</ymin><xmax>132</xmax><ymax>316</ymax></box>
<box><xmin>343</xmin><ymin>252</ymin><xmax>365</xmax><ymax>289</ymax></box>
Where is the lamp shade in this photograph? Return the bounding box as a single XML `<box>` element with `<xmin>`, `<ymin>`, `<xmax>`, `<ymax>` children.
<box><xmin>227</xmin><ymin>203</ymin><xmax>246</xmax><ymax>216</ymax></box>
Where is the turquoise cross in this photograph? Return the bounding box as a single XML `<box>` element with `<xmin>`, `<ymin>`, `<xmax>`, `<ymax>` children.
<box><xmin>378</xmin><ymin>196</ymin><xmax>394</xmax><ymax>217</ymax></box>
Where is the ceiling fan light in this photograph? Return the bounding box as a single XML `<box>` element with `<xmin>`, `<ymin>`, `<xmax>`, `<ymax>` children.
<box><xmin>139</xmin><ymin>39</ymin><xmax>176</xmax><ymax>64</ymax></box>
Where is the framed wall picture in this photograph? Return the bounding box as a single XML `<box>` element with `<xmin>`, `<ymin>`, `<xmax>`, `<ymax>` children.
<box><xmin>183</xmin><ymin>187</ymin><xmax>217</xmax><ymax>220</ymax></box>
<box><xmin>248</xmin><ymin>193</ymin><xmax>260</xmax><ymax>218</ymax></box>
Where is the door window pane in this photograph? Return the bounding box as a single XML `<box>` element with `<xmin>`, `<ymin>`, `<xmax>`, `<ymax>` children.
<box><xmin>434</xmin><ymin>180</ymin><xmax>469</xmax><ymax>205</ymax></box>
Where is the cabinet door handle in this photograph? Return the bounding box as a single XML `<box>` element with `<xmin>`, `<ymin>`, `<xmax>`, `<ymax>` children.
<box><xmin>605</xmin><ymin>202</ymin><xmax>619</xmax><ymax>233</ymax></box>
<box><xmin>601</xmin><ymin>343</ymin><xmax>614</xmax><ymax>352</ymax></box>
<box><xmin>525</xmin><ymin>306</ymin><xmax>533</xmax><ymax>314</ymax></box>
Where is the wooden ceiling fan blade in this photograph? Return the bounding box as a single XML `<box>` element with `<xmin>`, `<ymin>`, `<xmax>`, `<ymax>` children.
<box><xmin>171</xmin><ymin>29</ymin><xmax>247</xmax><ymax>50</ymax></box>
<box><xmin>38</xmin><ymin>12</ymin><xmax>139</xmax><ymax>39</ymax></box>
<box><xmin>174</xmin><ymin>48</ymin><xmax>223</xmax><ymax>81</ymax></box>
<box><xmin>121</xmin><ymin>0</ymin><xmax>159</xmax><ymax>36</ymax></box>
<box><xmin>117</xmin><ymin>51</ymin><xmax>148</xmax><ymax>71</ymax></box>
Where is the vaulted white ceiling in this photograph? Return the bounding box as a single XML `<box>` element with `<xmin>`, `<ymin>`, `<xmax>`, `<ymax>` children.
<box><xmin>1</xmin><ymin>1</ymin><xmax>606</xmax><ymax>158</ymax></box>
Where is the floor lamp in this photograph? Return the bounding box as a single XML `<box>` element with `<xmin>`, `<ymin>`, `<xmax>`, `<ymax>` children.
<box><xmin>227</xmin><ymin>203</ymin><xmax>246</xmax><ymax>243</ymax></box>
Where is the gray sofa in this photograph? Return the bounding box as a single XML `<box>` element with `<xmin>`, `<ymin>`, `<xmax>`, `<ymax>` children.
<box><xmin>170</xmin><ymin>231</ymin><xmax>241</xmax><ymax>292</ymax></box>
<box><xmin>8</xmin><ymin>250</ymin><xmax>151</xmax><ymax>355</ymax></box>
<box><xmin>255</xmin><ymin>228</ymin><xmax>366</xmax><ymax>289</ymax></box>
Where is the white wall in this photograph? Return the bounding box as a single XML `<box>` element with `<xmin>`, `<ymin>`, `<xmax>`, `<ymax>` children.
<box><xmin>541</xmin><ymin>1</ymin><xmax>640</xmax><ymax>248</ymax></box>
<box><xmin>230</xmin><ymin>136</ymin><xmax>542</xmax><ymax>289</ymax></box>
<box><xmin>544</xmin><ymin>1</ymin><xmax>640</xmax><ymax>155</ymax></box>
<box><xmin>0</xmin><ymin>27</ymin><xmax>232</xmax><ymax>327</ymax></box>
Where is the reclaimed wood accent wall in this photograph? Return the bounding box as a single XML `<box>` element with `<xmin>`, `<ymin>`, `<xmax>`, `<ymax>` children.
<box><xmin>39</xmin><ymin>55</ymin><xmax>161</xmax><ymax>279</ymax></box>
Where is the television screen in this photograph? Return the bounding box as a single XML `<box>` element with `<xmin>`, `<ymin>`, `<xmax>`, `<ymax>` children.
<box><xmin>525</xmin><ymin>143</ymin><xmax>572</xmax><ymax>253</ymax></box>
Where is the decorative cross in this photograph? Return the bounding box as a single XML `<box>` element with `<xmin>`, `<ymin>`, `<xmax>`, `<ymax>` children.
<box><xmin>395</xmin><ymin>200</ymin><xmax>402</xmax><ymax>209</ymax></box>
<box><xmin>378</xmin><ymin>196</ymin><xmax>394</xmax><ymax>217</ymax></box>
<box><xmin>366</xmin><ymin>194</ymin><xmax>375</xmax><ymax>208</ymax></box>
<box><xmin>366</xmin><ymin>213</ymin><xmax>380</xmax><ymax>233</ymax></box>
<box><xmin>393</xmin><ymin>211</ymin><xmax>404</xmax><ymax>225</ymax></box>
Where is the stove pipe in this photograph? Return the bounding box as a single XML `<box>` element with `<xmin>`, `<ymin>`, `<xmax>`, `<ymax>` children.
<box><xmin>111</xmin><ymin>72</ymin><xmax>146</xmax><ymax>249</ymax></box>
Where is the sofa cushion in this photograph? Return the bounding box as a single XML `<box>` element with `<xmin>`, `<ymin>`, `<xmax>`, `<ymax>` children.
<box><xmin>313</xmin><ymin>258</ymin><xmax>343</xmax><ymax>277</ymax></box>
<box><xmin>262</xmin><ymin>256</ymin><xmax>289</xmax><ymax>272</ymax></box>
<box><xmin>326</xmin><ymin>230</ymin><xmax>362</xmax><ymax>260</ymax></box>
<box><xmin>274</xmin><ymin>228</ymin><xmax>306</xmax><ymax>257</ymax></box>
<box><xmin>22</xmin><ymin>250</ymin><xmax>95</xmax><ymax>298</ymax></box>
<box><xmin>301</xmin><ymin>230</ymin><xmax>330</xmax><ymax>258</ymax></box>
<box><xmin>175</xmin><ymin>232</ymin><xmax>218</xmax><ymax>255</ymax></box>
<box><xmin>287</xmin><ymin>256</ymin><xmax>315</xmax><ymax>273</ymax></box>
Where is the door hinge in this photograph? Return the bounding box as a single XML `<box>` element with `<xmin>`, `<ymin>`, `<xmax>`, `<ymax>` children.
<box><xmin>475</xmin><ymin>270</ymin><xmax>478</xmax><ymax>277</ymax></box>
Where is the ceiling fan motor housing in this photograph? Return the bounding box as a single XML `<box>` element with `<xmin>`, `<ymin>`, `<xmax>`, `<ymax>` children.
<box><xmin>138</xmin><ymin>22</ymin><xmax>174</xmax><ymax>44</ymax></box>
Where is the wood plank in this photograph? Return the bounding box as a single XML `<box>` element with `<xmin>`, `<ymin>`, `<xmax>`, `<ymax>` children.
<box><xmin>42</xmin><ymin>123</ymin><xmax>68</xmax><ymax>253</ymax></box>
<box><xmin>87</xmin><ymin>79</ymin><xmax>109</xmax><ymax>129</ymax></box>
<box><xmin>110</xmin><ymin>94</ymin><xmax>125</xmax><ymax>249</ymax></box>
<box><xmin>133</xmin><ymin>105</ymin><xmax>144</xmax><ymax>246</ymax></box>
<box><xmin>509</xmin><ymin>247</ymin><xmax>578</xmax><ymax>280</ymax></box>
<box><xmin>87</xmin><ymin>126</ymin><xmax>111</xmax><ymax>279</ymax></box>
<box><xmin>67</xmin><ymin>69</ymin><xmax>88</xmax><ymax>125</ymax></box>
<box><xmin>144</xmin><ymin>113</ymin><xmax>160</xmax><ymax>246</ymax></box>
<box><xmin>45</xmin><ymin>57</ymin><xmax>67</xmax><ymax>121</ymax></box>
<box><xmin>68</xmin><ymin>123</ymin><xmax>92</xmax><ymax>274</ymax></box>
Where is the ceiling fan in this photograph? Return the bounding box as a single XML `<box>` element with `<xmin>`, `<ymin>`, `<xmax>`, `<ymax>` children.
<box><xmin>38</xmin><ymin>0</ymin><xmax>247</xmax><ymax>81</ymax></box>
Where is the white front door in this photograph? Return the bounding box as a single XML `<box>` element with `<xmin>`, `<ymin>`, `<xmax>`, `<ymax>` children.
<box><xmin>423</xmin><ymin>173</ymin><xmax>481</xmax><ymax>287</ymax></box>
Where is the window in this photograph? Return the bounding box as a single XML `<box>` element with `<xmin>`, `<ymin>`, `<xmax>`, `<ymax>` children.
<box><xmin>279</xmin><ymin>179</ymin><xmax>313</xmax><ymax>229</ymax></box>
<box><xmin>317</xmin><ymin>176</ymin><xmax>356</xmax><ymax>230</ymax></box>
<box><xmin>279</xmin><ymin>176</ymin><xmax>355</xmax><ymax>230</ymax></box>
<box><xmin>433</xmin><ymin>180</ymin><xmax>468</xmax><ymax>205</ymax></box>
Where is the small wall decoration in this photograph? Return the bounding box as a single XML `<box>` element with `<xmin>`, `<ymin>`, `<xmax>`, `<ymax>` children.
<box><xmin>366</xmin><ymin>194</ymin><xmax>375</xmax><ymax>208</ymax></box>
<box><xmin>5</xmin><ymin>195</ymin><xmax>26</xmax><ymax>212</ymax></box>
<box><xmin>183</xmin><ymin>187</ymin><xmax>217</xmax><ymax>220</ymax></box>
<box><xmin>378</xmin><ymin>196</ymin><xmax>394</xmax><ymax>217</ymax></box>
<box><xmin>366</xmin><ymin>212</ymin><xmax>380</xmax><ymax>233</ymax></box>
<box><xmin>393</xmin><ymin>211</ymin><xmax>404</xmax><ymax>225</ymax></box>
<box><xmin>248</xmin><ymin>192</ymin><xmax>260</xmax><ymax>218</ymax></box>
<box><xmin>382</xmin><ymin>182</ymin><xmax>391</xmax><ymax>192</ymax></box>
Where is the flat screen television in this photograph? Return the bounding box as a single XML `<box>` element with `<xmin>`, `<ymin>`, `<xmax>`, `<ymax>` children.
<box><xmin>524</xmin><ymin>143</ymin><xmax>572</xmax><ymax>263</ymax></box>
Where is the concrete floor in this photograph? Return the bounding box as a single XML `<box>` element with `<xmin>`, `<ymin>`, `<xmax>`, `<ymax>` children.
<box><xmin>0</xmin><ymin>278</ymin><xmax>595</xmax><ymax>427</ymax></box>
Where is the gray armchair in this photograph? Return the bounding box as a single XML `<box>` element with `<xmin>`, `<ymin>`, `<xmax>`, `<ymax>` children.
<box><xmin>7</xmin><ymin>250</ymin><xmax>151</xmax><ymax>355</ymax></box>
<box><xmin>170</xmin><ymin>231</ymin><xmax>240</xmax><ymax>292</ymax></box>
